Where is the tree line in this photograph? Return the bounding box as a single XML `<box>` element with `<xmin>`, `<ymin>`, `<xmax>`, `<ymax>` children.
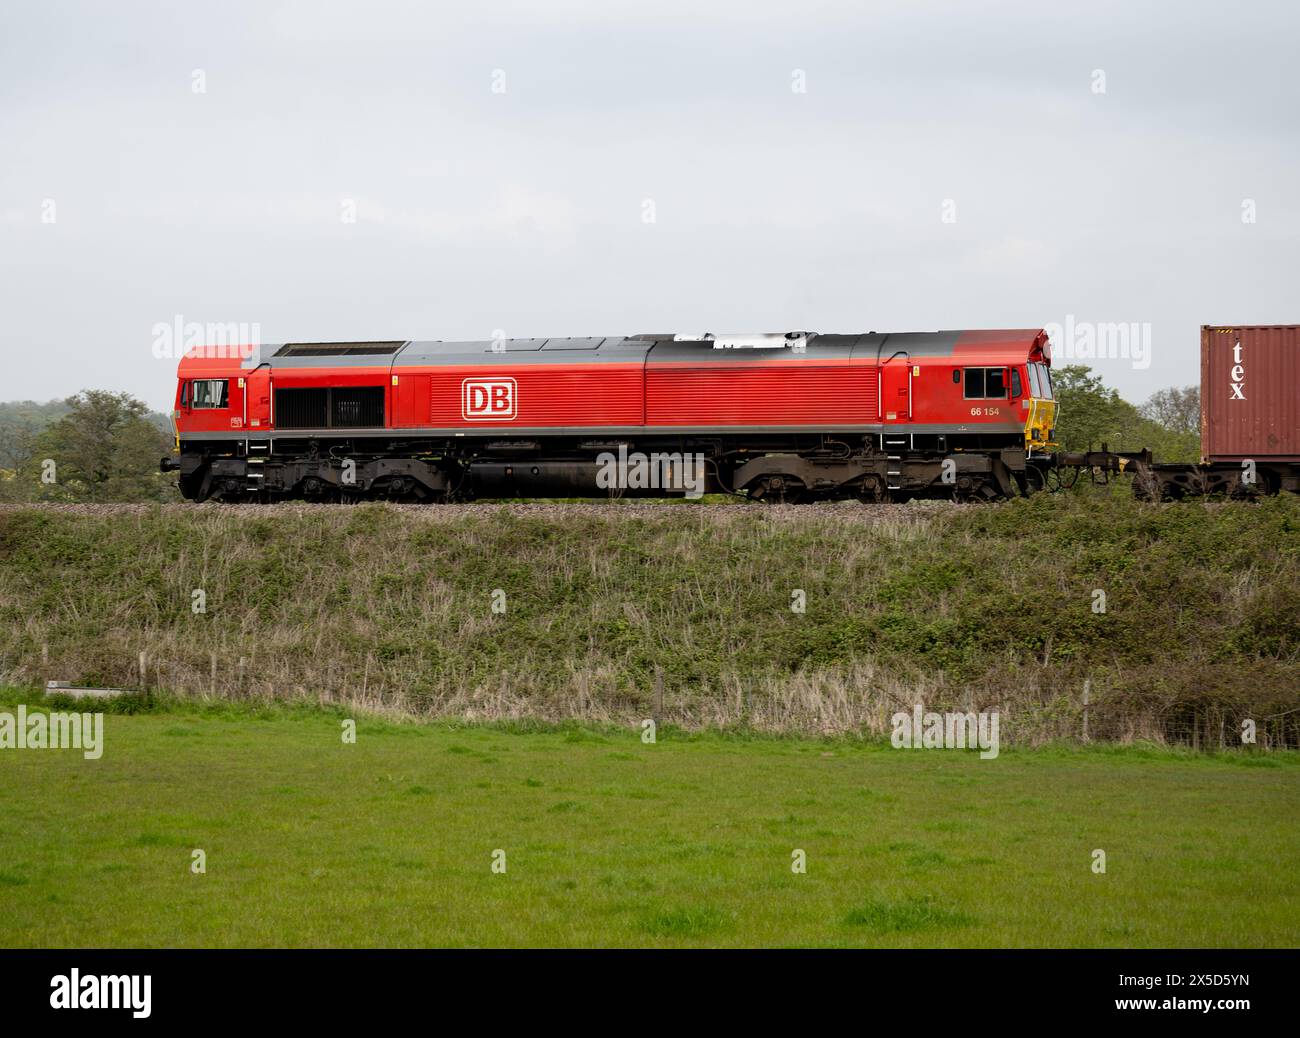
<box><xmin>0</xmin><ymin>392</ymin><xmax>176</xmax><ymax>502</ymax></box>
<box><xmin>1050</xmin><ymin>365</ymin><xmax>1200</xmax><ymax>462</ymax></box>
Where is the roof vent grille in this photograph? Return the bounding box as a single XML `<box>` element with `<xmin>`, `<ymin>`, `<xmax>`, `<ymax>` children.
<box><xmin>670</xmin><ymin>331</ymin><xmax>816</xmax><ymax>350</ymax></box>
<box><xmin>274</xmin><ymin>341</ymin><xmax>405</xmax><ymax>358</ymax></box>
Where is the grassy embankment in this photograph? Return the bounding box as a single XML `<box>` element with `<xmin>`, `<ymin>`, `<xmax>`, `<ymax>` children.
<box><xmin>0</xmin><ymin>494</ymin><xmax>1296</xmax><ymax>744</ymax></box>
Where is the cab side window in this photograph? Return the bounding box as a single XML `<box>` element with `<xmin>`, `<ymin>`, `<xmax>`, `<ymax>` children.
<box><xmin>1011</xmin><ymin>368</ymin><xmax>1022</xmax><ymax>397</ymax></box>
<box><xmin>964</xmin><ymin>367</ymin><xmax>1008</xmax><ymax>400</ymax></box>
<box><xmin>191</xmin><ymin>379</ymin><xmax>229</xmax><ymax>408</ymax></box>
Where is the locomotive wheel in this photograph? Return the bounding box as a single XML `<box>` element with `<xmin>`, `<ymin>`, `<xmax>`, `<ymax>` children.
<box><xmin>1021</xmin><ymin>465</ymin><xmax>1047</xmax><ymax>495</ymax></box>
<box><xmin>953</xmin><ymin>476</ymin><xmax>1002</xmax><ymax>503</ymax></box>
<box><xmin>857</xmin><ymin>475</ymin><xmax>886</xmax><ymax>503</ymax></box>
<box><xmin>768</xmin><ymin>475</ymin><xmax>807</xmax><ymax>504</ymax></box>
<box><xmin>952</xmin><ymin>474</ymin><xmax>995</xmax><ymax>503</ymax></box>
<box><xmin>748</xmin><ymin>474</ymin><xmax>808</xmax><ymax>504</ymax></box>
<box><xmin>215</xmin><ymin>478</ymin><xmax>244</xmax><ymax>502</ymax></box>
<box><xmin>1007</xmin><ymin>466</ymin><xmax>1046</xmax><ymax>498</ymax></box>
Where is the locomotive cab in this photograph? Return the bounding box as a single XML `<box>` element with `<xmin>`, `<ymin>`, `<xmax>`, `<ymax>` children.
<box><xmin>175</xmin><ymin>375</ymin><xmax>243</xmax><ymax>433</ymax></box>
<box><xmin>1023</xmin><ymin>360</ymin><xmax>1057</xmax><ymax>450</ymax></box>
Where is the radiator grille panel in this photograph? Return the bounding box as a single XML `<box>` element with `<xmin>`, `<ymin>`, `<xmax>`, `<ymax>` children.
<box><xmin>275</xmin><ymin>387</ymin><xmax>384</xmax><ymax>429</ymax></box>
<box><xmin>332</xmin><ymin>387</ymin><xmax>385</xmax><ymax>427</ymax></box>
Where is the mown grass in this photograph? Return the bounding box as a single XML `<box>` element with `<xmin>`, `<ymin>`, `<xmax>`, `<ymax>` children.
<box><xmin>0</xmin><ymin>698</ymin><xmax>1296</xmax><ymax>948</ymax></box>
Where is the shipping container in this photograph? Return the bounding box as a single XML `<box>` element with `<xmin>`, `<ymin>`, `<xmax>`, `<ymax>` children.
<box><xmin>1201</xmin><ymin>325</ymin><xmax>1300</xmax><ymax>462</ymax></box>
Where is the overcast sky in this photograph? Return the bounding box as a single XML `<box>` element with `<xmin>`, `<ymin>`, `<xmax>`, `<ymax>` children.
<box><xmin>1</xmin><ymin>0</ymin><xmax>1297</xmax><ymax>411</ymax></box>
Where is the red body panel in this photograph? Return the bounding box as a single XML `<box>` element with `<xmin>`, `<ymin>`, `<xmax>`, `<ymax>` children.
<box><xmin>645</xmin><ymin>359</ymin><xmax>879</xmax><ymax>425</ymax></box>
<box><xmin>173</xmin><ymin>330</ymin><xmax>1050</xmax><ymax>437</ymax></box>
<box><xmin>423</xmin><ymin>365</ymin><xmax>645</xmax><ymax>428</ymax></box>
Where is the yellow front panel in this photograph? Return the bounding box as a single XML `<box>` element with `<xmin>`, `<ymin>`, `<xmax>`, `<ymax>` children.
<box><xmin>1024</xmin><ymin>399</ymin><xmax>1057</xmax><ymax>450</ymax></box>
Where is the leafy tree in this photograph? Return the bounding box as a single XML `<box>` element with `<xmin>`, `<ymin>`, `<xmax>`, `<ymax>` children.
<box><xmin>15</xmin><ymin>391</ymin><xmax>173</xmax><ymax>502</ymax></box>
<box><xmin>0</xmin><ymin>426</ymin><xmax>36</xmax><ymax>502</ymax></box>
<box><xmin>1050</xmin><ymin>365</ymin><xmax>1126</xmax><ymax>451</ymax></box>
<box><xmin>1051</xmin><ymin>365</ymin><xmax>1199</xmax><ymax>463</ymax></box>
<box><xmin>1141</xmin><ymin>385</ymin><xmax>1199</xmax><ymax>438</ymax></box>
<box><xmin>0</xmin><ymin>399</ymin><xmax>71</xmax><ymax>470</ymax></box>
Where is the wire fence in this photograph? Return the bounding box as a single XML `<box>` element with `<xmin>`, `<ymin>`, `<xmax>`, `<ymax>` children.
<box><xmin>4</xmin><ymin>645</ymin><xmax>1296</xmax><ymax>751</ymax></box>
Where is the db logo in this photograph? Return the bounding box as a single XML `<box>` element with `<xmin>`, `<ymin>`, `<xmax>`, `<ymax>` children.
<box><xmin>462</xmin><ymin>378</ymin><xmax>517</xmax><ymax>421</ymax></box>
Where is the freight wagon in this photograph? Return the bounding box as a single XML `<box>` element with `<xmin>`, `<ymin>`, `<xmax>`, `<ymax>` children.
<box><xmin>1119</xmin><ymin>325</ymin><xmax>1300</xmax><ymax>499</ymax></box>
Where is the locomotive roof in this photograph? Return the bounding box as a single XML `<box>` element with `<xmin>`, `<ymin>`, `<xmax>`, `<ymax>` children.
<box><xmin>176</xmin><ymin>328</ymin><xmax>1049</xmax><ymax>374</ymax></box>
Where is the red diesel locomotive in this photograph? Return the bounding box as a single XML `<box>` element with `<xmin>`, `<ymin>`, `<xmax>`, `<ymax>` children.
<box><xmin>163</xmin><ymin>328</ymin><xmax>1059</xmax><ymax>502</ymax></box>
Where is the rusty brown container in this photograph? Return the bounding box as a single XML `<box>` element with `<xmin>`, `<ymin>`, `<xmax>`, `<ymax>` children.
<box><xmin>1201</xmin><ymin>325</ymin><xmax>1300</xmax><ymax>462</ymax></box>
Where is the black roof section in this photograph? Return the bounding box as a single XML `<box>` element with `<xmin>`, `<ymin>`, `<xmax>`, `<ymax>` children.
<box><xmin>273</xmin><ymin>342</ymin><xmax>406</xmax><ymax>358</ymax></box>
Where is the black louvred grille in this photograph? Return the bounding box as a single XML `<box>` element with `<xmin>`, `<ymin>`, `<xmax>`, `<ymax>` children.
<box><xmin>275</xmin><ymin>387</ymin><xmax>384</xmax><ymax>429</ymax></box>
<box><xmin>273</xmin><ymin>342</ymin><xmax>404</xmax><ymax>357</ymax></box>
<box><xmin>332</xmin><ymin>387</ymin><xmax>384</xmax><ymax>427</ymax></box>
<box><xmin>275</xmin><ymin>388</ymin><xmax>327</xmax><ymax>428</ymax></box>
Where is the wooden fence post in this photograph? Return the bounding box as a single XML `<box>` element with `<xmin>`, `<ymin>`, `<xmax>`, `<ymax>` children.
<box><xmin>1081</xmin><ymin>678</ymin><xmax>1090</xmax><ymax>743</ymax></box>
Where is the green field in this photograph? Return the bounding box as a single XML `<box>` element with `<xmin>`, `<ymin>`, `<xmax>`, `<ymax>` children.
<box><xmin>1</xmin><ymin>699</ymin><xmax>1296</xmax><ymax>948</ymax></box>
